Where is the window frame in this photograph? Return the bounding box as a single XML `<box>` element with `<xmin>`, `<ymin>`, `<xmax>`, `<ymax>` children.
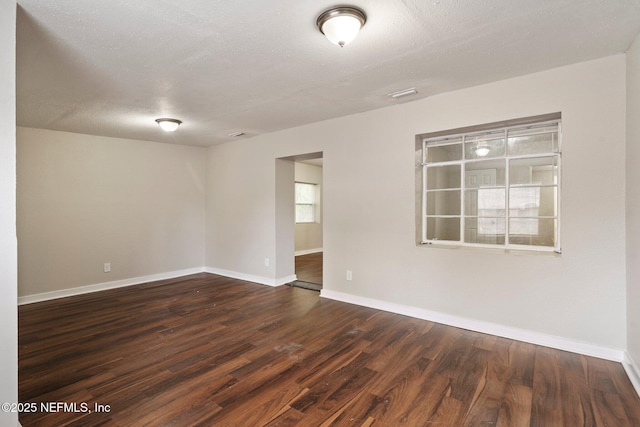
<box><xmin>295</xmin><ymin>182</ymin><xmax>317</xmax><ymax>224</ymax></box>
<box><xmin>417</xmin><ymin>114</ymin><xmax>562</xmax><ymax>253</ymax></box>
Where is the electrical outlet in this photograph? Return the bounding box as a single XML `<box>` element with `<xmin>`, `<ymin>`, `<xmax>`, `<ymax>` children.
<box><xmin>346</xmin><ymin>270</ymin><xmax>353</xmax><ymax>281</ymax></box>
<box><xmin>264</xmin><ymin>258</ymin><xmax>270</xmax><ymax>267</ymax></box>
<box><xmin>104</xmin><ymin>263</ymin><xmax>111</xmax><ymax>273</ymax></box>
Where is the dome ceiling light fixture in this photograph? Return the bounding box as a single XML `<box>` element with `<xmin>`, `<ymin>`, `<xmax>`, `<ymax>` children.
<box><xmin>316</xmin><ymin>6</ymin><xmax>367</xmax><ymax>47</ymax></box>
<box><xmin>155</xmin><ymin>118</ymin><xmax>182</xmax><ymax>132</ymax></box>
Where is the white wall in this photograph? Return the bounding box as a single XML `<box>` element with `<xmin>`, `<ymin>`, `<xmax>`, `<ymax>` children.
<box><xmin>295</xmin><ymin>162</ymin><xmax>323</xmax><ymax>254</ymax></box>
<box><xmin>626</xmin><ymin>33</ymin><xmax>640</xmax><ymax>374</ymax></box>
<box><xmin>275</xmin><ymin>159</ymin><xmax>295</xmax><ymax>281</ymax></box>
<box><xmin>17</xmin><ymin>127</ymin><xmax>207</xmax><ymax>297</ymax></box>
<box><xmin>206</xmin><ymin>55</ymin><xmax>627</xmax><ymax>351</ymax></box>
<box><xmin>0</xmin><ymin>0</ymin><xmax>18</xmax><ymax>424</ymax></box>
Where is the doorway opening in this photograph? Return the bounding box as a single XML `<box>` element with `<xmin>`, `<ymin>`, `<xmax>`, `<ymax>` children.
<box><xmin>275</xmin><ymin>152</ymin><xmax>323</xmax><ymax>292</ymax></box>
<box><xmin>293</xmin><ymin>252</ymin><xmax>323</xmax><ymax>290</ymax></box>
<box><xmin>292</xmin><ymin>157</ymin><xmax>323</xmax><ymax>291</ymax></box>
<box><xmin>275</xmin><ymin>152</ymin><xmax>323</xmax><ymax>291</ymax></box>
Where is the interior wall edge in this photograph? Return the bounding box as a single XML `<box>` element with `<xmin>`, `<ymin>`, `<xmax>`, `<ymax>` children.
<box><xmin>623</xmin><ymin>352</ymin><xmax>640</xmax><ymax>399</ymax></box>
<box><xmin>1</xmin><ymin>0</ymin><xmax>18</xmax><ymax>423</ymax></box>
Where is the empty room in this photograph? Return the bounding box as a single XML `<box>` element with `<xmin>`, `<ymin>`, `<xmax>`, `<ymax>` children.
<box><xmin>2</xmin><ymin>0</ymin><xmax>640</xmax><ymax>426</ymax></box>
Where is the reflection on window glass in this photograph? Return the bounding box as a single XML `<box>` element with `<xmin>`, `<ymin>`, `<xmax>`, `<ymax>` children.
<box><xmin>426</xmin><ymin>217</ymin><xmax>460</xmax><ymax>241</ymax></box>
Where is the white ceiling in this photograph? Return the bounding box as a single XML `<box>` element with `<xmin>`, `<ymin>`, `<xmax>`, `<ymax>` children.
<box><xmin>16</xmin><ymin>0</ymin><xmax>640</xmax><ymax>147</ymax></box>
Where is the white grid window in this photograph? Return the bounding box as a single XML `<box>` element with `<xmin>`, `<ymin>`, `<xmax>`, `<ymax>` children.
<box><xmin>420</xmin><ymin>118</ymin><xmax>561</xmax><ymax>252</ymax></box>
<box><xmin>295</xmin><ymin>182</ymin><xmax>316</xmax><ymax>223</ymax></box>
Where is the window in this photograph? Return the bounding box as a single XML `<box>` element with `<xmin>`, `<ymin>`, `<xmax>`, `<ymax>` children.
<box><xmin>295</xmin><ymin>182</ymin><xmax>316</xmax><ymax>223</ymax></box>
<box><xmin>418</xmin><ymin>114</ymin><xmax>561</xmax><ymax>252</ymax></box>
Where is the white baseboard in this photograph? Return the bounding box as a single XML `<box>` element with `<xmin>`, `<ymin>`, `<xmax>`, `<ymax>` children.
<box><xmin>320</xmin><ymin>289</ymin><xmax>625</xmax><ymax>363</ymax></box>
<box><xmin>18</xmin><ymin>267</ymin><xmax>205</xmax><ymax>305</ymax></box>
<box><xmin>278</xmin><ymin>275</ymin><xmax>298</xmax><ymax>286</ymax></box>
<box><xmin>19</xmin><ymin>266</ymin><xmax>297</xmax><ymax>304</ymax></box>
<box><xmin>204</xmin><ymin>267</ymin><xmax>293</xmax><ymax>287</ymax></box>
<box><xmin>295</xmin><ymin>248</ymin><xmax>323</xmax><ymax>256</ymax></box>
<box><xmin>623</xmin><ymin>352</ymin><xmax>640</xmax><ymax>398</ymax></box>
<box><xmin>19</xmin><ymin>267</ymin><xmax>296</xmax><ymax>305</ymax></box>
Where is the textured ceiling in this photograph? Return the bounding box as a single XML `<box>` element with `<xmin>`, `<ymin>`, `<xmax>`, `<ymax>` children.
<box><xmin>16</xmin><ymin>0</ymin><xmax>640</xmax><ymax>146</ymax></box>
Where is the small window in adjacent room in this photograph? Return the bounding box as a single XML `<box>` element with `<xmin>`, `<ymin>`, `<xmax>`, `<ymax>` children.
<box><xmin>295</xmin><ymin>182</ymin><xmax>316</xmax><ymax>223</ymax></box>
<box><xmin>417</xmin><ymin>113</ymin><xmax>561</xmax><ymax>252</ymax></box>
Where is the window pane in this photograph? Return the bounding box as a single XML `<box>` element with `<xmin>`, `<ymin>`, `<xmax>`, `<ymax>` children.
<box><xmin>510</xmin><ymin>157</ymin><xmax>558</xmax><ymax>185</ymax></box>
<box><xmin>465</xmin><ymin>188</ymin><xmax>505</xmax><ymax>216</ymax></box>
<box><xmin>465</xmin><ymin>217</ymin><xmax>505</xmax><ymax>245</ymax></box>
<box><xmin>427</xmin><ymin>165</ymin><xmax>461</xmax><ymax>190</ymax></box>
<box><xmin>427</xmin><ymin>190</ymin><xmax>461</xmax><ymax>216</ymax></box>
<box><xmin>296</xmin><ymin>205</ymin><xmax>314</xmax><ymax>223</ymax></box>
<box><xmin>419</xmin><ymin>117</ymin><xmax>561</xmax><ymax>251</ymax></box>
<box><xmin>509</xmin><ymin>187</ymin><xmax>556</xmax><ymax>217</ymax></box>
<box><xmin>295</xmin><ymin>183</ymin><xmax>315</xmax><ymax>204</ymax></box>
<box><xmin>426</xmin><ymin>217</ymin><xmax>460</xmax><ymax>241</ymax></box>
<box><xmin>509</xmin><ymin>218</ymin><xmax>556</xmax><ymax>247</ymax></box>
<box><xmin>426</xmin><ymin>142</ymin><xmax>462</xmax><ymax>163</ymax></box>
<box><xmin>508</xmin><ymin>126</ymin><xmax>558</xmax><ymax>155</ymax></box>
<box><xmin>464</xmin><ymin>135</ymin><xmax>505</xmax><ymax>160</ymax></box>
<box><xmin>465</xmin><ymin>160</ymin><xmax>505</xmax><ymax>188</ymax></box>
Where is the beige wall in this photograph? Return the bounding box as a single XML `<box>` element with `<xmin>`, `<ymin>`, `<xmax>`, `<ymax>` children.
<box><xmin>205</xmin><ymin>139</ymin><xmax>275</xmax><ymax>281</ymax></box>
<box><xmin>17</xmin><ymin>127</ymin><xmax>207</xmax><ymax>297</ymax></box>
<box><xmin>627</xmin><ymin>33</ymin><xmax>640</xmax><ymax>371</ymax></box>
<box><xmin>205</xmin><ymin>55</ymin><xmax>627</xmax><ymax>350</ymax></box>
<box><xmin>295</xmin><ymin>162</ymin><xmax>323</xmax><ymax>254</ymax></box>
<box><xmin>0</xmin><ymin>0</ymin><xmax>18</xmax><ymax>424</ymax></box>
<box><xmin>275</xmin><ymin>159</ymin><xmax>295</xmax><ymax>281</ymax></box>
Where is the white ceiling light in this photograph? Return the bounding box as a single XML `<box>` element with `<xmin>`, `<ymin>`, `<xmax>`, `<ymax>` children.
<box><xmin>155</xmin><ymin>118</ymin><xmax>182</xmax><ymax>132</ymax></box>
<box><xmin>388</xmin><ymin>88</ymin><xmax>418</xmax><ymax>99</ymax></box>
<box><xmin>316</xmin><ymin>6</ymin><xmax>366</xmax><ymax>47</ymax></box>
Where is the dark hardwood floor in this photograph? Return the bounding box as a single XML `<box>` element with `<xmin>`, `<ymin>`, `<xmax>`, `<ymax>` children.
<box><xmin>19</xmin><ymin>273</ymin><xmax>640</xmax><ymax>426</ymax></box>
<box><xmin>295</xmin><ymin>252</ymin><xmax>323</xmax><ymax>285</ymax></box>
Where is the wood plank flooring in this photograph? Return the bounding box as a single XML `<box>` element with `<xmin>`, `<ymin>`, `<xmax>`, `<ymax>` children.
<box><xmin>19</xmin><ymin>273</ymin><xmax>640</xmax><ymax>426</ymax></box>
<box><xmin>295</xmin><ymin>252</ymin><xmax>323</xmax><ymax>285</ymax></box>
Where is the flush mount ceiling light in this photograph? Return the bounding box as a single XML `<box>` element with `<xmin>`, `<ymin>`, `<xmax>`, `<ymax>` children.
<box><xmin>388</xmin><ymin>88</ymin><xmax>418</xmax><ymax>99</ymax></box>
<box><xmin>316</xmin><ymin>6</ymin><xmax>366</xmax><ymax>47</ymax></box>
<box><xmin>155</xmin><ymin>118</ymin><xmax>182</xmax><ymax>132</ymax></box>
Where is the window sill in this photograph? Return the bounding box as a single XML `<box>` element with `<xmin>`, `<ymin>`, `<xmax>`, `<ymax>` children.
<box><xmin>418</xmin><ymin>242</ymin><xmax>561</xmax><ymax>257</ymax></box>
